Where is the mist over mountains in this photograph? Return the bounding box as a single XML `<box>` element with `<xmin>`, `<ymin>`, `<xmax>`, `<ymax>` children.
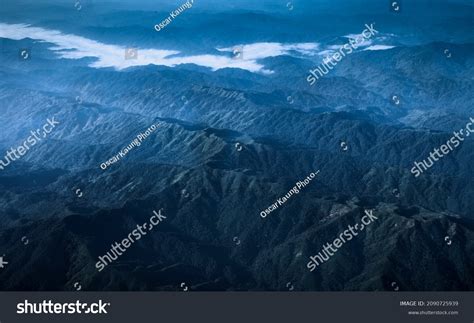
<box><xmin>0</xmin><ymin>0</ymin><xmax>473</xmax><ymax>291</ymax></box>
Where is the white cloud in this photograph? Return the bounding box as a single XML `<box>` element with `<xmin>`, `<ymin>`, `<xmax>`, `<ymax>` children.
<box><xmin>343</xmin><ymin>34</ymin><xmax>373</xmax><ymax>48</ymax></box>
<box><xmin>363</xmin><ymin>45</ymin><xmax>395</xmax><ymax>51</ymax></box>
<box><xmin>217</xmin><ymin>42</ymin><xmax>319</xmax><ymax>60</ymax></box>
<box><xmin>0</xmin><ymin>23</ymin><xmax>318</xmax><ymax>73</ymax></box>
<box><xmin>0</xmin><ymin>23</ymin><xmax>395</xmax><ymax>73</ymax></box>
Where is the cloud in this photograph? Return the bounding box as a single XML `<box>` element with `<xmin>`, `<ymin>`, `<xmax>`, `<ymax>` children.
<box><xmin>217</xmin><ymin>42</ymin><xmax>319</xmax><ymax>60</ymax></box>
<box><xmin>0</xmin><ymin>23</ymin><xmax>395</xmax><ymax>72</ymax></box>
<box><xmin>343</xmin><ymin>33</ymin><xmax>373</xmax><ymax>48</ymax></box>
<box><xmin>363</xmin><ymin>45</ymin><xmax>395</xmax><ymax>51</ymax></box>
<box><xmin>0</xmin><ymin>23</ymin><xmax>318</xmax><ymax>73</ymax></box>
